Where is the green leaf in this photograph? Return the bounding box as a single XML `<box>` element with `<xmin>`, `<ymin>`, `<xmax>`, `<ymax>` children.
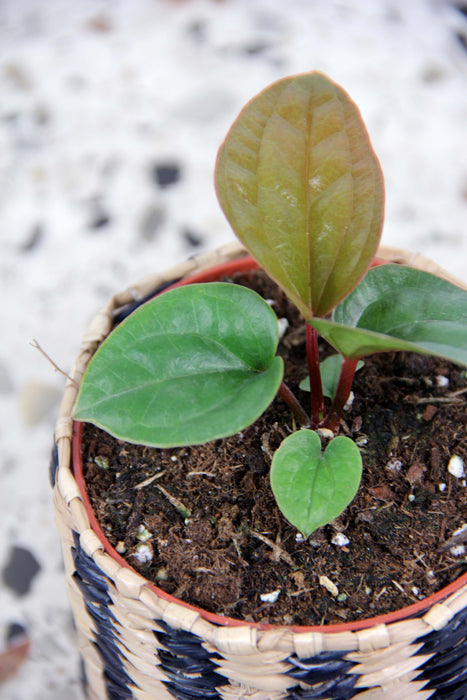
<box><xmin>299</xmin><ymin>354</ymin><xmax>364</xmax><ymax>398</ymax></box>
<box><xmin>215</xmin><ymin>71</ymin><xmax>384</xmax><ymax>319</ymax></box>
<box><xmin>309</xmin><ymin>264</ymin><xmax>467</xmax><ymax>366</ymax></box>
<box><xmin>73</xmin><ymin>283</ymin><xmax>284</xmax><ymax>447</ymax></box>
<box><xmin>270</xmin><ymin>430</ymin><xmax>362</xmax><ymax>538</ymax></box>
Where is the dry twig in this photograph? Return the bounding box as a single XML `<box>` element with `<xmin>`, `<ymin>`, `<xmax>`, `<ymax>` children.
<box><xmin>438</xmin><ymin>528</ymin><xmax>467</xmax><ymax>553</ymax></box>
<box><xmin>249</xmin><ymin>530</ymin><xmax>295</xmax><ymax>567</ymax></box>
<box><xmin>415</xmin><ymin>386</ymin><xmax>467</xmax><ymax>405</ymax></box>
<box><xmin>30</xmin><ymin>339</ymin><xmax>79</xmax><ymax>388</ymax></box>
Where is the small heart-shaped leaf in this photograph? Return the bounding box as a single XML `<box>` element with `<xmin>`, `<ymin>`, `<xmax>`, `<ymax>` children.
<box><xmin>270</xmin><ymin>430</ymin><xmax>362</xmax><ymax>537</ymax></box>
<box><xmin>299</xmin><ymin>354</ymin><xmax>364</xmax><ymax>398</ymax></box>
<box><xmin>215</xmin><ymin>71</ymin><xmax>384</xmax><ymax>319</ymax></box>
<box><xmin>310</xmin><ymin>264</ymin><xmax>467</xmax><ymax>365</ymax></box>
<box><xmin>73</xmin><ymin>283</ymin><xmax>283</xmax><ymax>447</ymax></box>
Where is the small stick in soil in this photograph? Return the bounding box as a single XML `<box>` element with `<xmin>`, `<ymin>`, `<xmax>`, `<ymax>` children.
<box><xmin>156</xmin><ymin>485</ymin><xmax>191</xmax><ymax>519</ymax></box>
<box><xmin>134</xmin><ymin>471</ymin><xmax>166</xmax><ymax>489</ymax></box>
<box><xmin>416</xmin><ymin>386</ymin><xmax>467</xmax><ymax>405</ymax></box>
<box><xmin>433</xmin><ymin>562</ymin><xmax>467</xmax><ymax>574</ymax></box>
<box><xmin>288</xmin><ymin>587</ymin><xmax>314</xmax><ymax>598</ymax></box>
<box><xmin>230</xmin><ymin>535</ymin><xmax>248</xmax><ymax>566</ymax></box>
<box><xmin>411</xmin><ymin>551</ymin><xmax>428</xmax><ymax>568</ymax></box>
<box><xmin>375</xmin><ymin>586</ymin><xmax>387</xmax><ymax>600</ymax></box>
<box><xmin>249</xmin><ymin>530</ymin><xmax>294</xmax><ymax>567</ymax></box>
<box><xmin>391</xmin><ymin>580</ymin><xmax>418</xmax><ymax>602</ymax></box>
<box><xmin>437</xmin><ymin>517</ymin><xmax>447</xmax><ymax>547</ymax></box>
<box><xmin>438</xmin><ymin>528</ymin><xmax>467</xmax><ymax>552</ymax></box>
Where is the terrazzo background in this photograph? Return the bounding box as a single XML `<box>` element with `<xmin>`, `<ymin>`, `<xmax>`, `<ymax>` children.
<box><xmin>1</xmin><ymin>1</ymin><xmax>466</xmax><ymax>698</ymax></box>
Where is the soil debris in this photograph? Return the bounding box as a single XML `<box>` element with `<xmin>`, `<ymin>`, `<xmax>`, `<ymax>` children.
<box><xmin>81</xmin><ymin>269</ymin><xmax>467</xmax><ymax>626</ymax></box>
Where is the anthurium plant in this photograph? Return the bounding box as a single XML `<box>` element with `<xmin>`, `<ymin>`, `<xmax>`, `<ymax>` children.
<box><xmin>73</xmin><ymin>72</ymin><xmax>467</xmax><ymax>538</ymax></box>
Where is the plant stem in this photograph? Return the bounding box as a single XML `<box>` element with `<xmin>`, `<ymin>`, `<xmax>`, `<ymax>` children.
<box><xmin>321</xmin><ymin>357</ymin><xmax>359</xmax><ymax>432</ymax></box>
<box><xmin>278</xmin><ymin>382</ymin><xmax>310</xmax><ymax>428</ymax></box>
<box><xmin>306</xmin><ymin>324</ymin><xmax>325</xmax><ymax>426</ymax></box>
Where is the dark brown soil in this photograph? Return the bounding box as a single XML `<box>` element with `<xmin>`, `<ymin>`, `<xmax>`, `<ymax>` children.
<box><xmin>80</xmin><ymin>269</ymin><xmax>467</xmax><ymax>627</ymax></box>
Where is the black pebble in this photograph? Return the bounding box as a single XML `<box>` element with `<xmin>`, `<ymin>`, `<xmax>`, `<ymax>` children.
<box><xmin>182</xmin><ymin>228</ymin><xmax>204</xmax><ymax>248</ymax></box>
<box><xmin>90</xmin><ymin>211</ymin><xmax>111</xmax><ymax>230</ymax></box>
<box><xmin>7</xmin><ymin>622</ymin><xmax>28</xmax><ymax>643</ymax></box>
<box><xmin>152</xmin><ymin>163</ymin><xmax>181</xmax><ymax>189</ymax></box>
<box><xmin>455</xmin><ymin>31</ymin><xmax>467</xmax><ymax>52</ymax></box>
<box><xmin>2</xmin><ymin>546</ymin><xmax>41</xmax><ymax>596</ymax></box>
<box><xmin>187</xmin><ymin>20</ymin><xmax>206</xmax><ymax>42</ymax></box>
<box><xmin>244</xmin><ymin>42</ymin><xmax>269</xmax><ymax>56</ymax></box>
<box><xmin>140</xmin><ymin>205</ymin><xmax>166</xmax><ymax>241</ymax></box>
<box><xmin>20</xmin><ymin>223</ymin><xmax>44</xmax><ymax>252</ymax></box>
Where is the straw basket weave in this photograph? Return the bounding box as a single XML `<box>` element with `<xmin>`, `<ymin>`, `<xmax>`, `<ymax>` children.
<box><xmin>52</xmin><ymin>242</ymin><xmax>467</xmax><ymax>700</ymax></box>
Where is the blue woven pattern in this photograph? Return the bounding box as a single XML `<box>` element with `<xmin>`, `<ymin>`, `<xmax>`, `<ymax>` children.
<box><xmin>49</xmin><ymin>442</ymin><xmax>59</xmax><ymax>487</ymax></box>
<box><xmin>286</xmin><ymin>651</ymin><xmax>357</xmax><ymax>698</ymax></box>
<box><xmin>416</xmin><ymin>606</ymin><xmax>467</xmax><ymax>699</ymax></box>
<box><xmin>72</xmin><ymin>532</ymin><xmax>134</xmax><ymax>699</ymax></box>
<box><xmin>155</xmin><ymin>624</ymin><xmax>227</xmax><ymax>699</ymax></box>
<box><xmin>72</xmin><ymin>529</ymin><xmax>230</xmax><ymax>699</ymax></box>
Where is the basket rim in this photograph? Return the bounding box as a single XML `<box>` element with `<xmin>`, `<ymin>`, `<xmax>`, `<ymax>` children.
<box><xmin>66</xmin><ymin>243</ymin><xmax>467</xmax><ymax>635</ymax></box>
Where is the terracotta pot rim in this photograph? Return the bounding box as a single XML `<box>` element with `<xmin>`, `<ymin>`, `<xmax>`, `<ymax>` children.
<box><xmin>72</xmin><ymin>254</ymin><xmax>467</xmax><ymax>634</ymax></box>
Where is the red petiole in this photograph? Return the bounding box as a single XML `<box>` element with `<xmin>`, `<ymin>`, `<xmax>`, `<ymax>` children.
<box><xmin>306</xmin><ymin>324</ymin><xmax>325</xmax><ymax>427</ymax></box>
<box><xmin>278</xmin><ymin>325</ymin><xmax>360</xmax><ymax>435</ymax></box>
<box><xmin>320</xmin><ymin>357</ymin><xmax>359</xmax><ymax>432</ymax></box>
<box><xmin>278</xmin><ymin>382</ymin><xmax>311</xmax><ymax>428</ymax></box>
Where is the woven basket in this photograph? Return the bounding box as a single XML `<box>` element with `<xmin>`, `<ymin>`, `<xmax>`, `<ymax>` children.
<box><xmin>52</xmin><ymin>242</ymin><xmax>467</xmax><ymax>700</ymax></box>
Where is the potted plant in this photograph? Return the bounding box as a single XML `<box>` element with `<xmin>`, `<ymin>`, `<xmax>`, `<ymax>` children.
<box><xmin>52</xmin><ymin>72</ymin><xmax>467</xmax><ymax>700</ymax></box>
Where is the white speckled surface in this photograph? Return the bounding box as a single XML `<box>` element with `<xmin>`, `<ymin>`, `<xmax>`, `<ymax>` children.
<box><xmin>1</xmin><ymin>1</ymin><xmax>466</xmax><ymax>697</ymax></box>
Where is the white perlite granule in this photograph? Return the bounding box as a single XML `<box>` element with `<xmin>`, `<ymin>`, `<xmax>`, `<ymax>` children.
<box><xmin>260</xmin><ymin>590</ymin><xmax>281</xmax><ymax>604</ymax></box>
<box><xmin>450</xmin><ymin>544</ymin><xmax>466</xmax><ymax>557</ymax></box>
<box><xmin>386</xmin><ymin>458</ymin><xmax>403</xmax><ymax>474</ymax></box>
<box><xmin>331</xmin><ymin>533</ymin><xmax>350</xmax><ymax>547</ymax></box>
<box><xmin>277</xmin><ymin>317</ymin><xmax>289</xmax><ymax>339</ymax></box>
<box><xmin>448</xmin><ymin>455</ymin><xmax>465</xmax><ymax>478</ymax></box>
<box><xmin>133</xmin><ymin>544</ymin><xmax>153</xmax><ymax>563</ymax></box>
